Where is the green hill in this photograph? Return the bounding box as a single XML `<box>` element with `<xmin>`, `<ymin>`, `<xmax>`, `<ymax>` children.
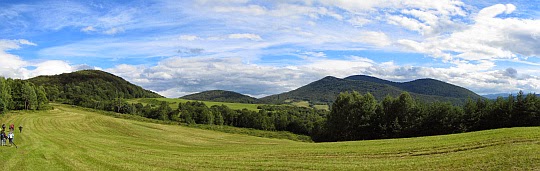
<box><xmin>28</xmin><ymin>70</ymin><xmax>163</xmax><ymax>102</ymax></box>
<box><xmin>181</xmin><ymin>90</ymin><xmax>258</xmax><ymax>103</ymax></box>
<box><xmin>260</xmin><ymin>75</ymin><xmax>483</xmax><ymax>105</ymax></box>
<box><xmin>1</xmin><ymin>104</ymin><xmax>539</xmax><ymax>170</ymax></box>
<box><xmin>259</xmin><ymin>76</ymin><xmax>404</xmax><ymax>104</ymax></box>
<box><xmin>345</xmin><ymin>75</ymin><xmax>483</xmax><ymax>99</ymax></box>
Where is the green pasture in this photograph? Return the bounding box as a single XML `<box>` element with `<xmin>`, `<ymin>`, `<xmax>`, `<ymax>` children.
<box><xmin>1</xmin><ymin>104</ymin><xmax>539</xmax><ymax>170</ymax></box>
<box><xmin>128</xmin><ymin>98</ymin><xmax>262</xmax><ymax>111</ymax></box>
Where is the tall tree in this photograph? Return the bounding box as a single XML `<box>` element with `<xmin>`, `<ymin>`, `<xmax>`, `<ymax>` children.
<box><xmin>0</xmin><ymin>77</ymin><xmax>12</xmax><ymax>113</ymax></box>
<box><xmin>22</xmin><ymin>82</ymin><xmax>38</xmax><ymax>110</ymax></box>
<box><xmin>36</xmin><ymin>86</ymin><xmax>48</xmax><ymax>110</ymax></box>
<box><xmin>327</xmin><ymin>91</ymin><xmax>378</xmax><ymax>141</ymax></box>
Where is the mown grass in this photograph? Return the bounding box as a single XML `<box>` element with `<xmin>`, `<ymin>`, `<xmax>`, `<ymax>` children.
<box><xmin>1</xmin><ymin>104</ymin><xmax>539</xmax><ymax>170</ymax></box>
<box><xmin>71</xmin><ymin>105</ymin><xmax>312</xmax><ymax>142</ymax></box>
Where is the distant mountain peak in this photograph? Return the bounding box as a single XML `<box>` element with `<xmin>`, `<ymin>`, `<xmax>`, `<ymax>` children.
<box><xmin>260</xmin><ymin>75</ymin><xmax>483</xmax><ymax>105</ymax></box>
<box><xmin>321</xmin><ymin>76</ymin><xmax>340</xmax><ymax>80</ymax></box>
<box><xmin>344</xmin><ymin>75</ymin><xmax>377</xmax><ymax>79</ymax></box>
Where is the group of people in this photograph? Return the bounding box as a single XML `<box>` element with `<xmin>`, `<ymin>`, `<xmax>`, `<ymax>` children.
<box><xmin>1</xmin><ymin>123</ymin><xmax>21</xmax><ymax>147</ymax></box>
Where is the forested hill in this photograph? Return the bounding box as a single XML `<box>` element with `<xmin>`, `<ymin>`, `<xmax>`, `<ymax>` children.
<box><xmin>28</xmin><ymin>70</ymin><xmax>162</xmax><ymax>103</ymax></box>
<box><xmin>345</xmin><ymin>75</ymin><xmax>483</xmax><ymax>99</ymax></box>
<box><xmin>259</xmin><ymin>75</ymin><xmax>483</xmax><ymax>105</ymax></box>
<box><xmin>181</xmin><ymin>90</ymin><xmax>258</xmax><ymax>103</ymax></box>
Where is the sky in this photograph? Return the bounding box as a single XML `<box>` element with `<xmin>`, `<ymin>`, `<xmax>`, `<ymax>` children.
<box><xmin>1</xmin><ymin>0</ymin><xmax>540</xmax><ymax>98</ymax></box>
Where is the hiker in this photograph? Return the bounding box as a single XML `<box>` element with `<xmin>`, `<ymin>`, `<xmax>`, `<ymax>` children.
<box><xmin>1</xmin><ymin>123</ymin><xmax>5</xmax><ymax>131</ymax></box>
<box><xmin>19</xmin><ymin>125</ymin><xmax>23</xmax><ymax>133</ymax></box>
<box><xmin>0</xmin><ymin>130</ymin><xmax>5</xmax><ymax>146</ymax></box>
<box><xmin>8</xmin><ymin>131</ymin><xmax>14</xmax><ymax>147</ymax></box>
<box><xmin>9</xmin><ymin>123</ymin><xmax>14</xmax><ymax>131</ymax></box>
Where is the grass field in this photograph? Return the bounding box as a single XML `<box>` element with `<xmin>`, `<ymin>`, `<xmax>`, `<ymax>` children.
<box><xmin>128</xmin><ymin>98</ymin><xmax>262</xmax><ymax>111</ymax></box>
<box><xmin>291</xmin><ymin>100</ymin><xmax>330</xmax><ymax>110</ymax></box>
<box><xmin>1</xmin><ymin>104</ymin><xmax>540</xmax><ymax>170</ymax></box>
<box><xmin>128</xmin><ymin>98</ymin><xmax>331</xmax><ymax>111</ymax></box>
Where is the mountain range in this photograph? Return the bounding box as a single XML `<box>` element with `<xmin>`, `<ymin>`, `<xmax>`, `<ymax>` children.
<box><xmin>183</xmin><ymin>75</ymin><xmax>484</xmax><ymax>105</ymax></box>
<box><xmin>258</xmin><ymin>75</ymin><xmax>483</xmax><ymax>105</ymax></box>
<box><xmin>24</xmin><ymin>70</ymin><xmax>483</xmax><ymax>106</ymax></box>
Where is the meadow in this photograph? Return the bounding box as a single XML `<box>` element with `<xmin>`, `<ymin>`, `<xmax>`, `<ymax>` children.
<box><xmin>128</xmin><ymin>98</ymin><xmax>263</xmax><ymax>111</ymax></box>
<box><xmin>128</xmin><ymin>98</ymin><xmax>330</xmax><ymax>112</ymax></box>
<box><xmin>1</xmin><ymin>104</ymin><xmax>539</xmax><ymax>170</ymax></box>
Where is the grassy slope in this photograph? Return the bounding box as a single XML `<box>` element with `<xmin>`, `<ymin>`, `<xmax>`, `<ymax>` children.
<box><xmin>128</xmin><ymin>98</ymin><xmax>262</xmax><ymax>111</ymax></box>
<box><xmin>1</xmin><ymin>105</ymin><xmax>540</xmax><ymax>170</ymax></box>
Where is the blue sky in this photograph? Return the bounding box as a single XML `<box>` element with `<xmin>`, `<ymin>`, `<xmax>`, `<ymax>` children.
<box><xmin>1</xmin><ymin>0</ymin><xmax>539</xmax><ymax>97</ymax></box>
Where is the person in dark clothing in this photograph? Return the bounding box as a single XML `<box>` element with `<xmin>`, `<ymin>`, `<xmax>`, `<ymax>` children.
<box><xmin>0</xmin><ymin>130</ymin><xmax>5</xmax><ymax>146</ymax></box>
<box><xmin>19</xmin><ymin>125</ymin><xmax>23</xmax><ymax>133</ymax></box>
<box><xmin>2</xmin><ymin>123</ymin><xmax>5</xmax><ymax>131</ymax></box>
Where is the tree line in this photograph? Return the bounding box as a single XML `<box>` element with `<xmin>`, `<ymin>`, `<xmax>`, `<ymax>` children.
<box><xmin>324</xmin><ymin>91</ymin><xmax>540</xmax><ymax>141</ymax></box>
<box><xmin>0</xmin><ymin>77</ymin><xmax>49</xmax><ymax>114</ymax></box>
<box><xmin>58</xmin><ymin>89</ymin><xmax>540</xmax><ymax>142</ymax></box>
<box><xmin>71</xmin><ymin>98</ymin><xmax>327</xmax><ymax>139</ymax></box>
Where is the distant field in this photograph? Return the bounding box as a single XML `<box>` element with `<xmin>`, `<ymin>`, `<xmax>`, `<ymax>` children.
<box><xmin>128</xmin><ymin>98</ymin><xmax>330</xmax><ymax>111</ymax></box>
<box><xmin>128</xmin><ymin>98</ymin><xmax>262</xmax><ymax>111</ymax></box>
<box><xmin>291</xmin><ymin>101</ymin><xmax>330</xmax><ymax>110</ymax></box>
<box><xmin>313</xmin><ymin>104</ymin><xmax>329</xmax><ymax>110</ymax></box>
<box><xmin>291</xmin><ymin>101</ymin><xmax>310</xmax><ymax>108</ymax></box>
<box><xmin>1</xmin><ymin>104</ymin><xmax>539</xmax><ymax>170</ymax></box>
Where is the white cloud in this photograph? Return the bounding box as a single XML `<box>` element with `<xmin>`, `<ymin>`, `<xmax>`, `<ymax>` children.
<box><xmin>17</xmin><ymin>39</ymin><xmax>37</xmax><ymax>46</ymax></box>
<box><xmin>505</xmin><ymin>4</ymin><xmax>516</xmax><ymax>14</ymax></box>
<box><xmin>0</xmin><ymin>39</ymin><xmax>85</xmax><ymax>79</ymax></box>
<box><xmin>397</xmin><ymin>3</ymin><xmax>540</xmax><ymax>62</ymax></box>
<box><xmin>103</xmin><ymin>27</ymin><xmax>124</xmax><ymax>35</ymax></box>
<box><xmin>179</xmin><ymin>35</ymin><xmax>199</xmax><ymax>41</ymax></box>
<box><xmin>214</xmin><ymin>5</ymin><xmax>267</xmax><ymax>15</ymax></box>
<box><xmin>28</xmin><ymin>60</ymin><xmax>73</xmax><ymax>77</ymax></box>
<box><xmin>81</xmin><ymin>26</ymin><xmax>96</xmax><ymax>32</ymax></box>
<box><xmin>196</xmin><ymin>0</ymin><xmax>249</xmax><ymax>4</ymax></box>
<box><xmin>107</xmin><ymin>56</ymin><xmax>318</xmax><ymax>97</ymax></box>
<box><xmin>0</xmin><ymin>39</ymin><xmax>33</xmax><ymax>72</ymax></box>
<box><xmin>228</xmin><ymin>33</ymin><xmax>262</xmax><ymax>41</ymax></box>
<box><xmin>105</xmin><ymin>55</ymin><xmax>540</xmax><ymax>98</ymax></box>
<box><xmin>348</xmin><ymin>17</ymin><xmax>371</xmax><ymax>27</ymax></box>
<box><xmin>299</xmin><ymin>52</ymin><xmax>327</xmax><ymax>60</ymax></box>
<box><xmin>319</xmin><ymin>0</ymin><xmax>389</xmax><ymax>12</ymax></box>
<box><xmin>360</xmin><ymin>31</ymin><xmax>391</xmax><ymax>47</ymax></box>
<box><xmin>476</xmin><ymin>4</ymin><xmax>514</xmax><ymax>19</ymax></box>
